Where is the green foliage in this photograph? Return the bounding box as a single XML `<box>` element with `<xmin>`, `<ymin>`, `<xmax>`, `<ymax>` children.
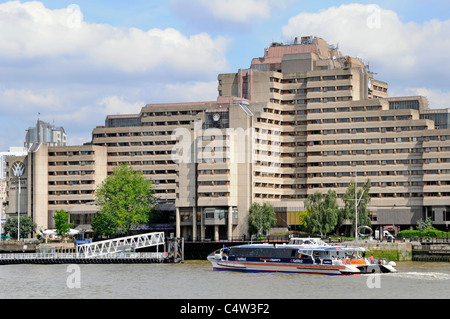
<box><xmin>342</xmin><ymin>179</ymin><xmax>371</xmax><ymax>233</ymax></box>
<box><xmin>397</xmin><ymin>217</ymin><xmax>449</xmax><ymax>239</ymax></box>
<box><xmin>366</xmin><ymin>249</ymin><xmax>399</xmax><ymax>261</ymax></box>
<box><xmin>304</xmin><ymin>190</ymin><xmax>339</xmax><ymax>237</ymax></box>
<box><xmin>416</xmin><ymin>217</ymin><xmax>435</xmax><ymax>231</ymax></box>
<box><xmin>4</xmin><ymin>216</ymin><xmax>36</xmax><ymax>239</ymax></box>
<box><xmin>398</xmin><ymin>229</ymin><xmax>449</xmax><ymax>238</ymax></box>
<box><xmin>53</xmin><ymin>209</ymin><xmax>74</xmax><ymax>237</ymax></box>
<box><xmin>296</xmin><ymin>211</ymin><xmax>308</xmax><ymax>232</ymax></box>
<box><xmin>248</xmin><ymin>202</ymin><xmax>277</xmax><ymax>236</ymax></box>
<box><xmin>92</xmin><ymin>164</ymin><xmax>156</xmax><ymax>237</ymax></box>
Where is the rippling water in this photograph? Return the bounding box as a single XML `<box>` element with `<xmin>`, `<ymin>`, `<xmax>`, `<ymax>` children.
<box><xmin>0</xmin><ymin>261</ymin><xmax>449</xmax><ymax>299</ymax></box>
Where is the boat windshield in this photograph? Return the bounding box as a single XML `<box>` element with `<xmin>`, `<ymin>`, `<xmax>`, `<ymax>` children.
<box><xmin>288</xmin><ymin>238</ymin><xmax>328</xmax><ymax>246</ymax></box>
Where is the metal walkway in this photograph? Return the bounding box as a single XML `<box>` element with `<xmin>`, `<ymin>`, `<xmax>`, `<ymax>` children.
<box><xmin>76</xmin><ymin>232</ymin><xmax>165</xmax><ymax>258</ymax></box>
<box><xmin>0</xmin><ymin>252</ymin><xmax>167</xmax><ymax>265</ymax></box>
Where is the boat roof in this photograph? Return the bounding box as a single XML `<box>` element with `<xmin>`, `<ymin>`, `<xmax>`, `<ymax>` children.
<box><xmin>232</xmin><ymin>244</ymin><xmax>368</xmax><ymax>252</ymax></box>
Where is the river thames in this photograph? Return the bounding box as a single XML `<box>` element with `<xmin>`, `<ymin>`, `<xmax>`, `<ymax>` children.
<box><xmin>0</xmin><ymin>260</ymin><xmax>449</xmax><ymax>299</ymax></box>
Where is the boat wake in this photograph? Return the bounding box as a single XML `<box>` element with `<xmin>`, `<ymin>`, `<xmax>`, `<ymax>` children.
<box><xmin>379</xmin><ymin>271</ymin><xmax>450</xmax><ymax>281</ymax></box>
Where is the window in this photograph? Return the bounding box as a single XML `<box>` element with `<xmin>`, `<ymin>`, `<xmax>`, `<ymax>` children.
<box><xmin>444</xmin><ymin>210</ymin><xmax>450</xmax><ymax>222</ymax></box>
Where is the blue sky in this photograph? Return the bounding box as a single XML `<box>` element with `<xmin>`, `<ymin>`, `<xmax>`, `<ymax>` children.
<box><xmin>0</xmin><ymin>0</ymin><xmax>449</xmax><ymax>150</ymax></box>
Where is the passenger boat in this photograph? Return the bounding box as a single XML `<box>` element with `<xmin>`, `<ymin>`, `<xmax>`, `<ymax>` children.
<box><xmin>207</xmin><ymin>238</ymin><xmax>397</xmax><ymax>275</ymax></box>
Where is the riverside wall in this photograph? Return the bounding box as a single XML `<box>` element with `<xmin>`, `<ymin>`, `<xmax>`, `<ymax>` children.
<box><xmin>0</xmin><ymin>243</ymin><xmax>37</xmax><ymax>253</ymax></box>
<box><xmin>341</xmin><ymin>240</ymin><xmax>450</xmax><ymax>262</ymax></box>
<box><xmin>340</xmin><ymin>240</ymin><xmax>413</xmax><ymax>261</ymax></box>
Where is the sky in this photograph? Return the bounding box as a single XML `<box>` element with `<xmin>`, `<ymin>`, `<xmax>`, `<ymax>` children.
<box><xmin>0</xmin><ymin>0</ymin><xmax>449</xmax><ymax>151</ymax></box>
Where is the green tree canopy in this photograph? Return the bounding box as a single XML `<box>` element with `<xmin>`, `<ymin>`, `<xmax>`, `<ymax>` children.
<box><xmin>416</xmin><ymin>217</ymin><xmax>435</xmax><ymax>232</ymax></box>
<box><xmin>248</xmin><ymin>202</ymin><xmax>277</xmax><ymax>236</ymax></box>
<box><xmin>92</xmin><ymin>164</ymin><xmax>157</xmax><ymax>237</ymax></box>
<box><xmin>4</xmin><ymin>216</ymin><xmax>36</xmax><ymax>239</ymax></box>
<box><xmin>342</xmin><ymin>179</ymin><xmax>371</xmax><ymax>236</ymax></box>
<box><xmin>304</xmin><ymin>190</ymin><xmax>339</xmax><ymax>237</ymax></box>
<box><xmin>53</xmin><ymin>209</ymin><xmax>74</xmax><ymax>237</ymax></box>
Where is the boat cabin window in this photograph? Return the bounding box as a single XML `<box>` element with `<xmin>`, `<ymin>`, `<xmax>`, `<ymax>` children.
<box><xmin>229</xmin><ymin>247</ymin><xmax>300</xmax><ymax>259</ymax></box>
<box><xmin>298</xmin><ymin>249</ymin><xmax>312</xmax><ymax>256</ymax></box>
<box><xmin>288</xmin><ymin>238</ymin><xmax>325</xmax><ymax>245</ymax></box>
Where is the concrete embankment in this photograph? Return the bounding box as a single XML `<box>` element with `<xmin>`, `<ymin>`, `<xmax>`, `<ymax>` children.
<box><xmin>342</xmin><ymin>240</ymin><xmax>450</xmax><ymax>262</ymax></box>
<box><xmin>411</xmin><ymin>243</ymin><xmax>450</xmax><ymax>262</ymax></box>
<box><xmin>0</xmin><ymin>242</ymin><xmax>75</xmax><ymax>253</ymax></box>
<box><xmin>0</xmin><ymin>243</ymin><xmax>37</xmax><ymax>253</ymax></box>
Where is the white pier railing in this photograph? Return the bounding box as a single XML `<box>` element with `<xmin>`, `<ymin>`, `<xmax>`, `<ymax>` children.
<box><xmin>0</xmin><ymin>252</ymin><xmax>166</xmax><ymax>261</ymax></box>
<box><xmin>76</xmin><ymin>232</ymin><xmax>165</xmax><ymax>258</ymax></box>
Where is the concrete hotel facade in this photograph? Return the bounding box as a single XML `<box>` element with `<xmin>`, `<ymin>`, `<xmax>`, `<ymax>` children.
<box><xmin>5</xmin><ymin>36</ymin><xmax>450</xmax><ymax>239</ymax></box>
<box><xmin>4</xmin><ymin>145</ymin><xmax>107</xmax><ymax>232</ymax></box>
<box><xmin>91</xmin><ymin>99</ymin><xmax>254</xmax><ymax>240</ymax></box>
<box><xmin>91</xmin><ymin>36</ymin><xmax>450</xmax><ymax>238</ymax></box>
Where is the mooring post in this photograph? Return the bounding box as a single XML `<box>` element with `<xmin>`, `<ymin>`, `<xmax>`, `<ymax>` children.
<box><xmin>181</xmin><ymin>237</ymin><xmax>185</xmax><ymax>263</ymax></box>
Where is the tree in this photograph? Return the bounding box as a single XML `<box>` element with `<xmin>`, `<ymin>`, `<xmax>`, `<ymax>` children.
<box><xmin>248</xmin><ymin>202</ymin><xmax>276</xmax><ymax>236</ymax></box>
<box><xmin>304</xmin><ymin>190</ymin><xmax>339</xmax><ymax>238</ymax></box>
<box><xmin>4</xmin><ymin>216</ymin><xmax>36</xmax><ymax>239</ymax></box>
<box><xmin>296</xmin><ymin>211</ymin><xmax>308</xmax><ymax>232</ymax></box>
<box><xmin>92</xmin><ymin>164</ymin><xmax>156</xmax><ymax>237</ymax></box>
<box><xmin>341</xmin><ymin>179</ymin><xmax>371</xmax><ymax>236</ymax></box>
<box><xmin>416</xmin><ymin>217</ymin><xmax>435</xmax><ymax>232</ymax></box>
<box><xmin>53</xmin><ymin>209</ymin><xmax>74</xmax><ymax>237</ymax></box>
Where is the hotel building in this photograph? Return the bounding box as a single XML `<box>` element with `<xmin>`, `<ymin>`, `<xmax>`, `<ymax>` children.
<box><xmin>4</xmin><ymin>36</ymin><xmax>450</xmax><ymax>239</ymax></box>
<box><xmin>4</xmin><ymin>144</ymin><xmax>107</xmax><ymax>233</ymax></box>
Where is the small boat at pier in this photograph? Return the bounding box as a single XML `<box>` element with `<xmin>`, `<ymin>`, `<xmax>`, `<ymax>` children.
<box><xmin>207</xmin><ymin>238</ymin><xmax>397</xmax><ymax>276</ymax></box>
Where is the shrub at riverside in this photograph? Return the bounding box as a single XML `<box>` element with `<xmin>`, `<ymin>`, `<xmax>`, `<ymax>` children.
<box><xmin>397</xmin><ymin>229</ymin><xmax>449</xmax><ymax>239</ymax></box>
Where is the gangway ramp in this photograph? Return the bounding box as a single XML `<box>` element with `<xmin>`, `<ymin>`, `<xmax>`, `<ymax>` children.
<box><xmin>76</xmin><ymin>232</ymin><xmax>165</xmax><ymax>258</ymax></box>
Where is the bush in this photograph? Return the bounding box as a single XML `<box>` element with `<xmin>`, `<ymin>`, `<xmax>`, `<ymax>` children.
<box><xmin>397</xmin><ymin>229</ymin><xmax>449</xmax><ymax>238</ymax></box>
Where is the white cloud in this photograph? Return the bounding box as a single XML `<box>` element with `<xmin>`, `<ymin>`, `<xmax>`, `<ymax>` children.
<box><xmin>0</xmin><ymin>1</ymin><xmax>230</xmax><ymax>76</ymax></box>
<box><xmin>198</xmin><ymin>0</ymin><xmax>271</xmax><ymax>23</ymax></box>
<box><xmin>0</xmin><ymin>1</ymin><xmax>230</xmax><ymax>151</ymax></box>
<box><xmin>170</xmin><ymin>0</ymin><xmax>287</xmax><ymax>26</ymax></box>
<box><xmin>97</xmin><ymin>96</ymin><xmax>145</xmax><ymax>115</ymax></box>
<box><xmin>282</xmin><ymin>4</ymin><xmax>450</xmax><ymax>98</ymax></box>
<box><xmin>159</xmin><ymin>81</ymin><xmax>219</xmax><ymax>103</ymax></box>
<box><xmin>0</xmin><ymin>88</ymin><xmax>61</xmax><ymax>114</ymax></box>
